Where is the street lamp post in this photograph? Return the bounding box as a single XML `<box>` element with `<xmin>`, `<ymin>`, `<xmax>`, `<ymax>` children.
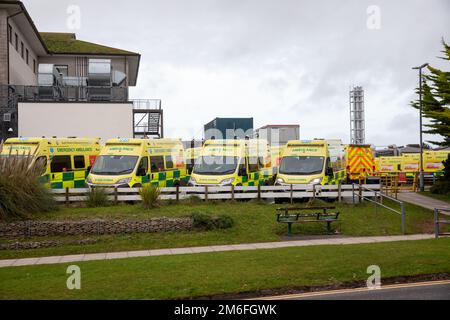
<box><xmin>412</xmin><ymin>63</ymin><xmax>428</xmax><ymax>192</ymax></box>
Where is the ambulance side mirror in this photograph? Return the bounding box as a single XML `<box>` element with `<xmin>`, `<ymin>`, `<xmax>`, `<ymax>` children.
<box><xmin>238</xmin><ymin>166</ymin><xmax>247</xmax><ymax>177</ymax></box>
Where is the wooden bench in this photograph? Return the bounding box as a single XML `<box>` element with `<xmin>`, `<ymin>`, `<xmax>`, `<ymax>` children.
<box><xmin>276</xmin><ymin>206</ymin><xmax>340</xmax><ymax>236</ymax></box>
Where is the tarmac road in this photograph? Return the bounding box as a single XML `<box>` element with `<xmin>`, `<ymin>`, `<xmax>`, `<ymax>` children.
<box><xmin>258</xmin><ymin>280</ymin><xmax>450</xmax><ymax>300</ymax></box>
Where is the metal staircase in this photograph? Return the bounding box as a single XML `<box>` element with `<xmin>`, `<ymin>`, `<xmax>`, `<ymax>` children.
<box><xmin>132</xmin><ymin>99</ymin><xmax>164</xmax><ymax>138</ymax></box>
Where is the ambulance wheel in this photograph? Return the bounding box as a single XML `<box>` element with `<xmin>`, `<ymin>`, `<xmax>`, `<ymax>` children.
<box><xmin>132</xmin><ymin>183</ymin><xmax>142</xmax><ymax>188</ymax></box>
<box><xmin>174</xmin><ymin>181</ymin><xmax>180</xmax><ymax>187</ymax></box>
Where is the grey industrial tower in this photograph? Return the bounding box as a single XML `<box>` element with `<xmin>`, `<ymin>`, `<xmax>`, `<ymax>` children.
<box><xmin>349</xmin><ymin>86</ymin><xmax>365</xmax><ymax>145</ymax></box>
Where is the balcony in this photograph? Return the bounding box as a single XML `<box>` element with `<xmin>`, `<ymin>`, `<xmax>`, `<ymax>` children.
<box><xmin>4</xmin><ymin>85</ymin><xmax>129</xmax><ymax>103</ymax></box>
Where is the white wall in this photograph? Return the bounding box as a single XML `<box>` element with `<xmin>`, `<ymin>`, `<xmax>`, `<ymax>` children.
<box><xmin>18</xmin><ymin>102</ymin><xmax>133</xmax><ymax>142</ymax></box>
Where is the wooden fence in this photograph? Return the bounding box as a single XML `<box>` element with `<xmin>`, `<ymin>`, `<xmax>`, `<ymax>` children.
<box><xmin>51</xmin><ymin>184</ymin><xmax>381</xmax><ymax>203</ymax></box>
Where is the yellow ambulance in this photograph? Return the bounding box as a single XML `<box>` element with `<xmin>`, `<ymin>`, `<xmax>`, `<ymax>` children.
<box><xmin>270</xmin><ymin>145</ymin><xmax>284</xmax><ymax>168</ymax></box>
<box><xmin>424</xmin><ymin>151</ymin><xmax>449</xmax><ymax>176</ymax></box>
<box><xmin>401</xmin><ymin>153</ymin><xmax>419</xmax><ymax>177</ymax></box>
<box><xmin>344</xmin><ymin>144</ymin><xmax>376</xmax><ymax>181</ymax></box>
<box><xmin>275</xmin><ymin>140</ymin><xmax>345</xmax><ymax>185</ymax></box>
<box><xmin>87</xmin><ymin>138</ymin><xmax>188</xmax><ymax>188</ymax></box>
<box><xmin>188</xmin><ymin>139</ymin><xmax>274</xmax><ymax>186</ymax></box>
<box><xmin>1</xmin><ymin>137</ymin><xmax>101</xmax><ymax>188</ymax></box>
<box><xmin>375</xmin><ymin>156</ymin><xmax>402</xmax><ymax>174</ymax></box>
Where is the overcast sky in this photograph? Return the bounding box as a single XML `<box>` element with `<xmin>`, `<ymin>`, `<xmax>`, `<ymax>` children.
<box><xmin>23</xmin><ymin>0</ymin><xmax>450</xmax><ymax>146</ymax></box>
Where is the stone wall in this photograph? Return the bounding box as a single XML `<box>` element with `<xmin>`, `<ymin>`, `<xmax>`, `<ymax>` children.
<box><xmin>0</xmin><ymin>217</ymin><xmax>193</xmax><ymax>238</ymax></box>
<box><xmin>0</xmin><ymin>239</ymin><xmax>97</xmax><ymax>250</ymax></box>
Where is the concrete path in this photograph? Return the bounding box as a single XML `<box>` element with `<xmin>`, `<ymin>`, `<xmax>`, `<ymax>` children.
<box><xmin>396</xmin><ymin>192</ymin><xmax>450</xmax><ymax>212</ymax></box>
<box><xmin>0</xmin><ymin>234</ymin><xmax>434</xmax><ymax>268</ymax></box>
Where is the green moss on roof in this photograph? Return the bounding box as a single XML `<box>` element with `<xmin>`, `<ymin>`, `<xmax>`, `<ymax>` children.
<box><xmin>39</xmin><ymin>32</ymin><xmax>139</xmax><ymax>56</ymax></box>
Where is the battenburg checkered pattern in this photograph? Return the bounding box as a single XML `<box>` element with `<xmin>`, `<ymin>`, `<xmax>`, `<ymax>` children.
<box><xmin>323</xmin><ymin>169</ymin><xmax>346</xmax><ymax>185</ymax></box>
<box><xmin>142</xmin><ymin>168</ymin><xmax>189</xmax><ymax>187</ymax></box>
<box><xmin>237</xmin><ymin>168</ymin><xmax>274</xmax><ymax>186</ymax></box>
<box><xmin>39</xmin><ymin>170</ymin><xmax>89</xmax><ymax>189</ymax></box>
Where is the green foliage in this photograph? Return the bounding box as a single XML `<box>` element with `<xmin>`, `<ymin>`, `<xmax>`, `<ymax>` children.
<box><xmin>40</xmin><ymin>32</ymin><xmax>138</xmax><ymax>55</ymax></box>
<box><xmin>430</xmin><ymin>154</ymin><xmax>450</xmax><ymax>195</ymax></box>
<box><xmin>191</xmin><ymin>212</ymin><xmax>234</xmax><ymax>230</ymax></box>
<box><xmin>86</xmin><ymin>188</ymin><xmax>109</xmax><ymax>208</ymax></box>
<box><xmin>411</xmin><ymin>39</ymin><xmax>450</xmax><ymax>147</ymax></box>
<box><xmin>1</xmin><ymin>238</ymin><xmax>450</xmax><ymax>299</ymax></box>
<box><xmin>0</xmin><ymin>144</ymin><xmax>56</xmax><ymax>220</ymax></box>
<box><xmin>184</xmin><ymin>195</ymin><xmax>203</xmax><ymax>204</ymax></box>
<box><xmin>139</xmin><ymin>185</ymin><xmax>161</xmax><ymax>209</ymax></box>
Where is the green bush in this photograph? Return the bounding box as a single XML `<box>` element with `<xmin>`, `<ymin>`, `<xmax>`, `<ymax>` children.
<box><xmin>0</xmin><ymin>144</ymin><xmax>55</xmax><ymax>220</ymax></box>
<box><xmin>184</xmin><ymin>195</ymin><xmax>203</xmax><ymax>204</ymax></box>
<box><xmin>139</xmin><ymin>184</ymin><xmax>160</xmax><ymax>209</ymax></box>
<box><xmin>191</xmin><ymin>212</ymin><xmax>234</xmax><ymax>230</ymax></box>
<box><xmin>86</xmin><ymin>188</ymin><xmax>109</xmax><ymax>207</ymax></box>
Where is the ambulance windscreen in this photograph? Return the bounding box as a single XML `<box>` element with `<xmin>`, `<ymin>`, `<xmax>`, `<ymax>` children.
<box><xmin>193</xmin><ymin>156</ymin><xmax>239</xmax><ymax>175</ymax></box>
<box><xmin>279</xmin><ymin>156</ymin><xmax>324</xmax><ymax>175</ymax></box>
<box><xmin>91</xmin><ymin>155</ymin><xmax>139</xmax><ymax>175</ymax></box>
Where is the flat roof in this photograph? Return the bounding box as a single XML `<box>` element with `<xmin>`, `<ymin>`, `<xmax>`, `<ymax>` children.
<box><xmin>257</xmin><ymin>124</ymin><xmax>300</xmax><ymax>129</ymax></box>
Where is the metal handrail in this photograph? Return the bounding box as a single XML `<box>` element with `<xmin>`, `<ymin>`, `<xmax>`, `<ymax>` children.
<box><xmin>352</xmin><ymin>183</ymin><xmax>406</xmax><ymax>234</ymax></box>
<box><xmin>434</xmin><ymin>207</ymin><xmax>450</xmax><ymax>238</ymax></box>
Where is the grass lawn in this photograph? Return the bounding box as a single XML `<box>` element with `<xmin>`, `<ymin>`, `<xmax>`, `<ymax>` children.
<box><xmin>0</xmin><ymin>199</ymin><xmax>444</xmax><ymax>260</ymax></box>
<box><xmin>420</xmin><ymin>191</ymin><xmax>450</xmax><ymax>203</ymax></box>
<box><xmin>0</xmin><ymin>238</ymin><xmax>449</xmax><ymax>299</ymax></box>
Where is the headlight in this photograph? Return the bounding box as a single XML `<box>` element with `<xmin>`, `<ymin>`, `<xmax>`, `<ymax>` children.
<box><xmin>310</xmin><ymin>178</ymin><xmax>322</xmax><ymax>184</ymax></box>
<box><xmin>189</xmin><ymin>177</ymin><xmax>197</xmax><ymax>185</ymax></box>
<box><xmin>276</xmin><ymin>178</ymin><xmax>285</xmax><ymax>184</ymax></box>
<box><xmin>116</xmin><ymin>177</ymin><xmax>131</xmax><ymax>185</ymax></box>
<box><xmin>219</xmin><ymin>177</ymin><xmax>234</xmax><ymax>186</ymax></box>
<box><xmin>86</xmin><ymin>176</ymin><xmax>93</xmax><ymax>184</ymax></box>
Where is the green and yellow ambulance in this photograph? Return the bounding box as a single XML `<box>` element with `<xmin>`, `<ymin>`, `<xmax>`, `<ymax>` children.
<box><xmin>188</xmin><ymin>139</ymin><xmax>274</xmax><ymax>186</ymax></box>
<box><xmin>1</xmin><ymin>137</ymin><xmax>101</xmax><ymax>189</ymax></box>
<box><xmin>87</xmin><ymin>138</ymin><xmax>188</xmax><ymax>188</ymax></box>
<box><xmin>275</xmin><ymin>139</ymin><xmax>345</xmax><ymax>185</ymax></box>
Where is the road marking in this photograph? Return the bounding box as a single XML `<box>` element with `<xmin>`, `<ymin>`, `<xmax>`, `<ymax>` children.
<box><xmin>255</xmin><ymin>279</ymin><xmax>450</xmax><ymax>300</ymax></box>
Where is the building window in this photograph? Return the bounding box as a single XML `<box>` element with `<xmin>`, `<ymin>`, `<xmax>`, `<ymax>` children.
<box><xmin>55</xmin><ymin>65</ymin><xmax>68</xmax><ymax>77</ymax></box>
<box><xmin>26</xmin><ymin>49</ymin><xmax>29</xmax><ymax>64</ymax></box>
<box><xmin>8</xmin><ymin>25</ymin><xmax>12</xmax><ymax>44</ymax></box>
<box><xmin>3</xmin><ymin>113</ymin><xmax>11</xmax><ymax>122</ymax></box>
<box><xmin>33</xmin><ymin>59</ymin><xmax>36</xmax><ymax>73</ymax></box>
<box><xmin>15</xmin><ymin>33</ymin><xmax>18</xmax><ymax>51</ymax></box>
<box><xmin>21</xmin><ymin>41</ymin><xmax>24</xmax><ymax>58</ymax></box>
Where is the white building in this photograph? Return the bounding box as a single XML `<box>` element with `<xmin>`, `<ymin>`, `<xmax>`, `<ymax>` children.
<box><xmin>254</xmin><ymin>124</ymin><xmax>300</xmax><ymax>146</ymax></box>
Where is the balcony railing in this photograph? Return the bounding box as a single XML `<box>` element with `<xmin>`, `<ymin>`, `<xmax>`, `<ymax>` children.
<box><xmin>3</xmin><ymin>85</ymin><xmax>129</xmax><ymax>103</ymax></box>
